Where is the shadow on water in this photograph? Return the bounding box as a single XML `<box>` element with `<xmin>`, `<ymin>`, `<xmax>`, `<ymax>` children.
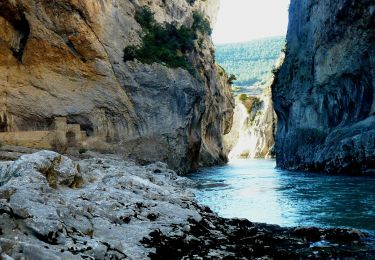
<box><xmin>188</xmin><ymin>159</ymin><xmax>375</xmax><ymax>235</ymax></box>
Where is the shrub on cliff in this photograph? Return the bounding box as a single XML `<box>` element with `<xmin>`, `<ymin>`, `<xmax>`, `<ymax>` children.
<box><xmin>124</xmin><ymin>6</ymin><xmax>212</xmax><ymax>74</ymax></box>
<box><xmin>186</xmin><ymin>0</ymin><xmax>196</xmax><ymax>5</ymax></box>
<box><xmin>239</xmin><ymin>93</ymin><xmax>247</xmax><ymax>102</ymax></box>
<box><xmin>192</xmin><ymin>11</ymin><xmax>212</xmax><ymax>35</ymax></box>
<box><xmin>238</xmin><ymin>94</ymin><xmax>263</xmax><ymax>115</ymax></box>
<box><xmin>228</xmin><ymin>74</ymin><xmax>237</xmax><ymax>85</ymax></box>
<box><xmin>135</xmin><ymin>6</ymin><xmax>155</xmax><ymax>28</ymax></box>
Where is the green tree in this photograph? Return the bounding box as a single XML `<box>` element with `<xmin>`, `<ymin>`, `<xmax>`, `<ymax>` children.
<box><xmin>123</xmin><ymin>7</ymin><xmax>211</xmax><ymax>76</ymax></box>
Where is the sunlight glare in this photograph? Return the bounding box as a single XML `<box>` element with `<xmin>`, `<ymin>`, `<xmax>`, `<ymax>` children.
<box><xmin>213</xmin><ymin>0</ymin><xmax>290</xmax><ymax>44</ymax></box>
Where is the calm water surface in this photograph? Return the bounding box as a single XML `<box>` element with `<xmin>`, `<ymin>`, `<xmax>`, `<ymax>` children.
<box><xmin>188</xmin><ymin>160</ymin><xmax>375</xmax><ymax>233</ymax></box>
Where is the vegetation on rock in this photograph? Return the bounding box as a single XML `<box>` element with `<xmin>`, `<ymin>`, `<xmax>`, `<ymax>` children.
<box><xmin>238</xmin><ymin>94</ymin><xmax>263</xmax><ymax>115</ymax></box>
<box><xmin>124</xmin><ymin>6</ymin><xmax>212</xmax><ymax>74</ymax></box>
<box><xmin>79</xmin><ymin>147</ymin><xmax>88</xmax><ymax>154</ymax></box>
<box><xmin>228</xmin><ymin>74</ymin><xmax>237</xmax><ymax>85</ymax></box>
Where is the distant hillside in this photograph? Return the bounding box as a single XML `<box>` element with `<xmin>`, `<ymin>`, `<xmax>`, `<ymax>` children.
<box><xmin>215</xmin><ymin>36</ymin><xmax>285</xmax><ymax>93</ymax></box>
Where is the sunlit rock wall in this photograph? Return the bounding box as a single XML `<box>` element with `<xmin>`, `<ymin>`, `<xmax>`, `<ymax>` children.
<box><xmin>0</xmin><ymin>0</ymin><xmax>234</xmax><ymax>174</ymax></box>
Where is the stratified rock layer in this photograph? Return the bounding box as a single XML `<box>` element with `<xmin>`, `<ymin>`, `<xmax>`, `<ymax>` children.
<box><xmin>272</xmin><ymin>0</ymin><xmax>375</xmax><ymax>174</ymax></box>
<box><xmin>0</xmin><ymin>0</ymin><xmax>233</xmax><ymax>174</ymax></box>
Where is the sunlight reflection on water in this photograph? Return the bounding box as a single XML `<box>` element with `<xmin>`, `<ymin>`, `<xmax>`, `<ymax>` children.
<box><xmin>188</xmin><ymin>159</ymin><xmax>375</xmax><ymax>233</ymax></box>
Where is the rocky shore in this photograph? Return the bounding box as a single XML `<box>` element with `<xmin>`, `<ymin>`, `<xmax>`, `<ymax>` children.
<box><xmin>0</xmin><ymin>149</ymin><xmax>374</xmax><ymax>259</ymax></box>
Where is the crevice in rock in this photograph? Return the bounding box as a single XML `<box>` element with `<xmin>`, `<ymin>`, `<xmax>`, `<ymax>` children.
<box><xmin>11</xmin><ymin>13</ymin><xmax>30</xmax><ymax>62</ymax></box>
<box><xmin>0</xmin><ymin>207</ymin><xmax>29</xmax><ymax>220</ymax></box>
<box><xmin>31</xmin><ymin>230</ymin><xmax>59</xmax><ymax>246</ymax></box>
<box><xmin>101</xmin><ymin>241</ymin><xmax>128</xmax><ymax>258</ymax></box>
<box><xmin>0</xmin><ymin>8</ymin><xmax>30</xmax><ymax>62</ymax></box>
<box><xmin>65</xmin><ymin>39</ymin><xmax>87</xmax><ymax>63</ymax></box>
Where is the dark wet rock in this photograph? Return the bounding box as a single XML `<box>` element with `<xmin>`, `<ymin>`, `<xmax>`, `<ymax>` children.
<box><xmin>0</xmin><ymin>151</ymin><xmax>374</xmax><ymax>259</ymax></box>
<box><xmin>142</xmin><ymin>205</ymin><xmax>375</xmax><ymax>259</ymax></box>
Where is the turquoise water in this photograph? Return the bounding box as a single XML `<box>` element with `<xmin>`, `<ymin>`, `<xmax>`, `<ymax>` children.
<box><xmin>188</xmin><ymin>160</ymin><xmax>375</xmax><ymax>233</ymax></box>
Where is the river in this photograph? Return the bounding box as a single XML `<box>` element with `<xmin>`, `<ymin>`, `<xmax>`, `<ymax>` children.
<box><xmin>188</xmin><ymin>159</ymin><xmax>375</xmax><ymax>235</ymax></box>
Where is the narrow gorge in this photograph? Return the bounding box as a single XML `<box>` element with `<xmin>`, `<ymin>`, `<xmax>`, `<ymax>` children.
<box><xmin>0</xmin><ymin>0</ymin><xmax>374</xmax><ymax>259</ymax></box>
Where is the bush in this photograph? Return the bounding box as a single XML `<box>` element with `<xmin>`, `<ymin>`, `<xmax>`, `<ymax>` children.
<box><xmin>79</xmin><ymin>148</ymin><xmax>88</xmax><ymax>154</ymax></box>
<box><xmin>228</xmin><ymin>74</ymin><xmax>237</xmax><ymax>85</ymax></box>
<box><xmin>238</xmin><ymin>95</ymin><xmax>263</xmax><ymax>115</ymax></box>
<box><xmin>123</xmin><ymin>45</ymin><xmax>138</xmax><ymax>61</ymax></box>
<box><xmin>135</xmin><ymin>6</ymin><xmax>155</xmax><ymax>28</ymax></box>
<box><xmin>281</xmin><ymin>43</ymin><xmax>288</xmax><ymax>54</ymax></box>
<box><xmin>124</xmin><ymin>7</ymin><xmax>212</xmax><ymax>75</ymax></box>
<box><xmin>271</xmin><ymin>66</ymin><xmax>280</xmax><ymax>76</ymax></box>
<box><xmin>239</xmin><ymin>93</ymin><xmax>247</xmax><ymax>102</ymax></box>
<box><xmin>186</xmin><ymin>0</ymin><xmax>196</xmax><ymax>5</ymax></box>
<box><xmin>192</xmin><ymin>11</ymin><xmax>212</xmax><ymax>35</ymax></box>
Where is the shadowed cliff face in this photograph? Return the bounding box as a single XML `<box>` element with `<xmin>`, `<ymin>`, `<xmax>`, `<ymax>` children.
<box><xmin>272</xmin><ymin>0</ymin><xmax>375</xmax><ymax>174</ymax></box>
<box><xmin>0</xmin><ymin>0</ymin><xmax>233</xmax><ymax>174</ymax></box>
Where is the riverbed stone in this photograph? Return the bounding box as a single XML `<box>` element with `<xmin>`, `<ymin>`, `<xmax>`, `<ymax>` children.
<box><xmin>0</xmin><ymin>151</ymin><xmax>374</xmax><ymax>259</ymax></box>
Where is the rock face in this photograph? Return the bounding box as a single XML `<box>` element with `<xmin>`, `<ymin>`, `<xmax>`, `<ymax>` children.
<box><xmin>224</xmin><ymin>91</ymin><xmax>276</xmax><ymax>159</ymax></box>
<box><xmin>272</xmin><ymin>0</ymin><xmax>375</xmax><ymax>174</ymax></box>
<box><xmin>0</xmin><ymin>151</ymin><xmax>373</xmax><ymax>259</ymax></box>
<box><xmin>0</xmin><ymin>0</ymin><xmax>233</xmax><ymax>174</ymax></box>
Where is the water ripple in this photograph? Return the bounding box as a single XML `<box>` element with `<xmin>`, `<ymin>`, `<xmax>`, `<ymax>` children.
<box><xmin>188</xmin><ymin>159</ymin><xmax>375</xmax><ymax>232</ymax></box>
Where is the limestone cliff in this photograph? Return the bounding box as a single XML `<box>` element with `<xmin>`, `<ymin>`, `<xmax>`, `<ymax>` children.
<box><xmin>0</xmin><ymin>0</ymin><xmax>234</xmax><ymax>174</ymax></box>
<box><xmin>224</xmin><ymin>91</ymin><xmax>276</xmax><ymax>160</ymax></box>
<box><xmin>272</xmin><ymin>0</ymin><xmax>375</xmax><ymax>174</ymax></box>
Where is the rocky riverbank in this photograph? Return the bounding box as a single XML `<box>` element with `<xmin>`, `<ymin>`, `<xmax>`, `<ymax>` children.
<box><xmin>0</xmin><ymin>150</ymin><xmax>374</xmax><ymax>259</ymax></box>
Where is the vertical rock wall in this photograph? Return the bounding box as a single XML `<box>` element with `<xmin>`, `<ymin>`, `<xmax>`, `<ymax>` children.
<box><xmin>0</xmin><ymin>0</ymin><xmax>234</xmax><ymax>174</ymax></box>
<box><xmin>272</xmin><ymin>0</ymin><xmax>375</xmax><ymax>174</ymax></box>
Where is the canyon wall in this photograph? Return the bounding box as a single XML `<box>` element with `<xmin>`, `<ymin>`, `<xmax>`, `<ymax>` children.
<box><xmin>224</xmin><ymin>92</ymin><xmax>276</xmax><ymax>160</ymax></box>
<box><xmin>272</xmin><ymin>0</ymin><xmax>375</xmax><ymax>174</ymax></box>
<box><xmin>0</xmin><ymin>0</ymin><xmax>234</xmax><ymax>174</ymax></box>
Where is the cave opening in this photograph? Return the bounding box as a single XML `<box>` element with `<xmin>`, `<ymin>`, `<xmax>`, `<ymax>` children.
<box><xmin>0</xmin><ymin>6</ymin><xmax>30</xmax><ymax>62</ymax></box>
<box><xmin>212</xmin><ymin>0</ymin><xmax>289</xmax><ymax>161</ymax></box>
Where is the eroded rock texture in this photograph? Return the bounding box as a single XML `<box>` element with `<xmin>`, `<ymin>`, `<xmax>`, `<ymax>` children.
<box><xmin>0</xmin><ymin>151</ymin><xmax>201</xmax><ymax>259</ymax></box>
<box><xmin>0</xmin><ymin>0</ymin><xmax>233</xmax><ymax>174</ymax></box>
<box><xmin>0</xmin><ymin>151</ymin><xmax>373</xmax><ymax>259</ymax></box>
<box><xmin>272</xmin><ymin>0</ymin><xmax>375</xmax><ymax>174</ymax></box>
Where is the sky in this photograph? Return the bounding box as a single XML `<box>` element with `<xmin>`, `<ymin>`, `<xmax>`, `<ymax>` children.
<box><xmin>212</xmin><ymin>0</ymin><xmax>290</xmax><ymax>44</ymax></box>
